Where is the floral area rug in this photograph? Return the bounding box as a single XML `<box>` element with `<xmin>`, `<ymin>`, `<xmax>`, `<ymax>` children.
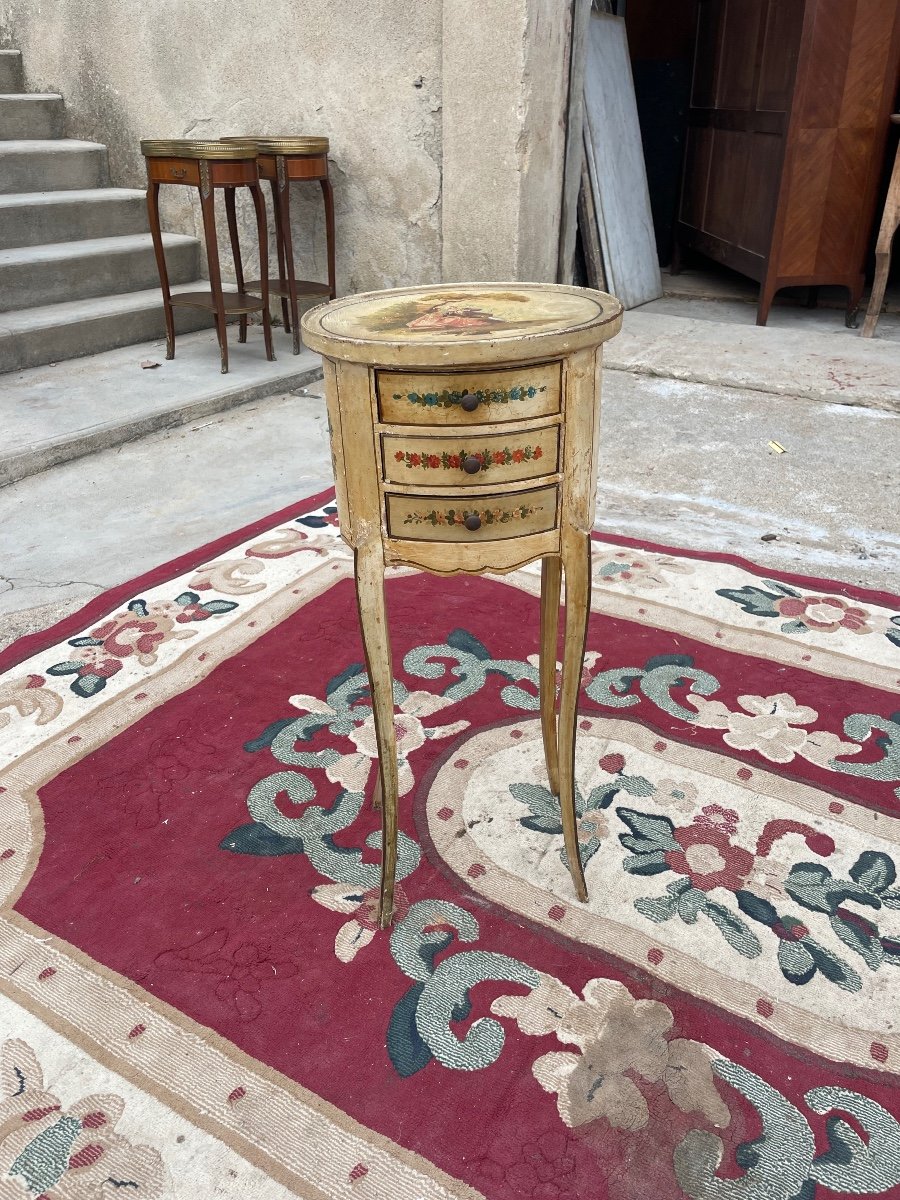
<box><xmin>1</xmin><ymin>488</ymin><xmax>899</xmax><ymax>1200</ymax></box>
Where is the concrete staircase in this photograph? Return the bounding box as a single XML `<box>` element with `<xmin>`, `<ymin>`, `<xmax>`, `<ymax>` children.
<box><xmin>0</xmin><ymin>48</ymin><xmax>211</xmax><ymax>374</ymax></box>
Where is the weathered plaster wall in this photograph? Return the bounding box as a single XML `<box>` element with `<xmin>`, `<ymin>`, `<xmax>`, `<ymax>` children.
<box><xmin>0</xmin><ymin>0</ymin><xmax>443</xmax><ymax>292</ymax></box>
<box><xmin>442</xmin><ymin>0</ymin><xmax>571</xmax><ymax>283</ymax></box>
<box><xmin>1</xmin><ymin>0</ymin><xmax>571</xmax><ymax>290</ymax></box>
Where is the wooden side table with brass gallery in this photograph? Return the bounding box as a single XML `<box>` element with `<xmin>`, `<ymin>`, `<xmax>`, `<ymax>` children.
<box><xmin>301</xmin><ymin>283</ymin><xmax>623</xmax><ymax>927</ymax></box>
<box><xmin>141</xmin><ymin>139</ymin><xmax>275</xmax><ymax>373</ymax></box>
<box><xmin>222</xmin><ymin>137</ymin><xmax>336</xmax><ymax>356</ymax></box>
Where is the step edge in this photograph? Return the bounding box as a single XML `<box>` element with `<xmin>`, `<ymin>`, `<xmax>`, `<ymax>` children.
<box><xmin>0</xmin><ymin>232</ymin><xmax>200</xmax><ymax>264</ymax></box>
<box><xmin>0</xmin><ymin>361</ymin><xmax>323</xmax><ymax>487</ymax></box>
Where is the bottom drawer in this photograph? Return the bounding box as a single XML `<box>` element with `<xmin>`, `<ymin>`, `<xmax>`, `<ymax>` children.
<box><xmin>386</xmin><ymin>485</ymin><xmax>558</xmax><ymax>543</ymax></box>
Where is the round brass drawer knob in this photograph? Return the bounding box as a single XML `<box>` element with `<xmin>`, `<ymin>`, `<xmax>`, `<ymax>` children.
<box><xmin>460</xmin><ymin>392</ymin><xmax>480</xmax><ymax>412</ymax></box>
<box><xmin>464</xmin><ymin>513</ymin><xmax>482</xmax><ymax>531</ymax></box>
<box><xmin>462</xmin><ymin>455</ymin><xmax>482</xmax><ymax>475</ymax></box>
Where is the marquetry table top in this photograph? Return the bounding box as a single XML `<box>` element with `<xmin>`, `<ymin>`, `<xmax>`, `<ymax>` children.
<box><xmin>301</xmin><ymin>282</ymin><xmax>623</xmax><ymax>367</ymax></box>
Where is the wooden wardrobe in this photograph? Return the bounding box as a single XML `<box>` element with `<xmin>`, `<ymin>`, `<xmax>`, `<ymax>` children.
<box><xmin>674</xmin><ymin>0</ymin><xmax>900</xmax><ymax>325</ymax></box>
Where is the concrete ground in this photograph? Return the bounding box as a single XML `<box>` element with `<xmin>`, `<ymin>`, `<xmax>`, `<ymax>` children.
<box><xmin>3</xmin><ymin>329</ymin><xmax>899</xmax><ymax>650</ymax></box>
<box><xmin>0</xmin><ymin>326</ymin><xmax>322</xmax><ymax>485</ymax></box>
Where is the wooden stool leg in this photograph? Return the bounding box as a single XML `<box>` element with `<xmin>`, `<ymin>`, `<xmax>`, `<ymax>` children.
<box><xmin>321</xmin><ymin>176</ymin><xmax>337</xmax><ymax>299</ymax></box>
<box><xmin>558</xmin><ymin>528</ymin><xmax>590</xmax><ymax>904</ymax></box>
<box><xmin>199</xmin><ymin>182</ymin><xmax>228</xmax><ymax>374</ymax></box>
<box><xmin>354</xmin><ymin>544</ymin><xmax>399</xmax><ymax>928</ymax></box>
<box><xmin>249</xmin><ymin>182</ymin><xmax>275</xmax><ymax>362</ymax></box>
<box><xmin>862</xmin><ymin>144</ymin><xmax>900</xmax><ymax>339</ymax></box>
<box><xmin>224</xmin><ymin>187</ymin><xmax>247</xmax><ymax>344</ymax></box>
<box><xmin>276</xmin><ymin>160</ymin><xmax>301</xmax><ymax>355</ymax></box>
<box><xmin>540</xmin><ymin>555</ymin><xmax>561</xmax><ymax>796</ymax></box>
<box><xmin>146</xmin><ymin>180</ymin><xmax>175</xmax><ymax>360</ymax></box>
<box><xmin>269</xmin><ymin>178</ymin><xmax>291</xmax><ymax>333</ymax></box>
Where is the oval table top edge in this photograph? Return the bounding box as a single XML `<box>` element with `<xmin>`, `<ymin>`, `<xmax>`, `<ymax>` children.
<box><xmin>300</xmin><ymin>282</ymin><xmax>623</xmax><ymax>367</ymax></box>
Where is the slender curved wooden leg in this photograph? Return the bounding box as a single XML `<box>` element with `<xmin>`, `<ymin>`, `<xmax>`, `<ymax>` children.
<box><xmin>863</xmin><ymin>254</ymin><xmax>893</xmax><ymax>337</ymax></box>
<box><xmin>276</xmin><ymin>159</ymin><xmax>301</xmax><ymax>355</ymax></box>
<box><xmin>269</xmin><ymin>178</ymin><xmax>291</xmax><ymax>332</ymax></box>
<box><xmin>862</xmin><ymin>143</ymin><xmax>900</xmax><ymax>338</ymax></box>
<box><xmin>354</xmin><ymin>543</ymin><xmax>398</xmax><ymax>927</ymax></box>
<box><xmin>249</xmin><ymin>182</ymin><xmax>275</xmax><ymax>362</ymax></box>
<box><xmin>540</xmin><ymin>555</ymin><xmax>561</xmax><ymax>796</ymax></box>
<box><xmin>224</xmin><ymin>187</ymin><xmax>247</xmax><ymax>343</ymax></box>
<box><xmin>371</xmin><ymin>770</ymin><xmax>383</xmax><ymax>811</ymax></box>
<box><xmin>321</xmin><ymin>176</ymin><xmax>336</xmax><ymax>299</ymax></box>
<box><xmin>558</xmin><ymin>529</ymin><xmax>590</xmax><ymax>903</ymax></box>
<box><xmin>146</xmin><ymin>181</ymin><xmax>175</xmax><ymax>359</ymax></box>
<box><xmin>199</xmin><ymin>184</ymin><xmax>228</xmax><ymax>374</ymax></box>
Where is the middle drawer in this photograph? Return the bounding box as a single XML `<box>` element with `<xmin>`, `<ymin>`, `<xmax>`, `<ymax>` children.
<box><xmin>381</xmin><ymin>424</ymin><xmax>559</xmax><ymax>488</ymax></box>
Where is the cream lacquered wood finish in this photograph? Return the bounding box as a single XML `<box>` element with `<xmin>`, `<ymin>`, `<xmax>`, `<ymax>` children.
<box><xmin>301</xmin><ymin>283</ymin><xmax>623</xmax><ymax>927</ymax></box>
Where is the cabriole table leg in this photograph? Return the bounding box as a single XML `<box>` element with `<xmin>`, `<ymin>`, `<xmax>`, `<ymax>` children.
<box><xmin>248</xmin><ymin>182</ymin><xmax>275</xmax><ymax>362</ymax></box>
<box><xmin>269</xmin><ymin>177</ymin><xmax>292</xmax><ymax>333</ymax></box>
<box><xmin>198</xmin><ymin>181</ymin><xmax>229</xmax><ymax>374</ymax></box>
<box><xmin>276</xmin><ymin>157</ymin><xmax>301</xmax><ymax>356</ymax></box>
<box><xmin>321</xmin><ymin>176</ymin><xmax>336</xmax><ymax>300</ymax></box>
<box><xmin>557</xmin><ymin>528</ymin><xmax>591</xmax><ymax>902</ymax></box>
<box><xmin>145</xmin><ymin>180</ymin><xmax>175</xmax><ymax>360</ymax></box>
<box><xmin>223</xmin><ymin>187</ymin><xmax>248</xmax><ymax>344</ymax></box>
<box><xmin>354</xmin><ymin>543</ymin><xmax>400</xmax><ymax>929</ymax></box>
<box><xmin>539</xmin><ymin>555</ymin><xmax>562</xmax><ymax>796</ymax></box>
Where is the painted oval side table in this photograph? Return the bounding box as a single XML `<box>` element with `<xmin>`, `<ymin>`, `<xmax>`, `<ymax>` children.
<box><xmin>300</xmin><ymin>283</ymin><xmax>623</xmax><ymax>927</ymax></box>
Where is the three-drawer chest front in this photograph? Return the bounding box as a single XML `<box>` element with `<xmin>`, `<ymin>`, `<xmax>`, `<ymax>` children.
<box><xmin>372</xmin><ymin>361</ymin><xmax>566</xmax><ymax>573</ymax></box>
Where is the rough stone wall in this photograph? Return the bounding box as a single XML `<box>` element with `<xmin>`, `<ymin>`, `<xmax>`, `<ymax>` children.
<box><xmin>442</xmin><ymin>0</ymin><xmax>571</xmax><ymax>283</ymax></box>
<box><xmin>0</xmin><ymin>0</ymin><xmax>443</xmax><ymax>292</ymax></box>
<box><xmin>1</xmin><ymin>0</ymin><xmax>571</xmax><ymax>290</ymax></box>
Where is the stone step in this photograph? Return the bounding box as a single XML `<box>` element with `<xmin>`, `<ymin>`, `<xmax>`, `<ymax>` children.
<box><xmin>0</xmin><ymin>139</ymin><xmax>108</xmax><ymax>193</ymax></box>
<box><xmin>0</xmin><ymin>232</ymin><xmax>199</xmax><ymax>313</ymax></box>
<box><xmin>0</xmin><ymin>188</ymin><xmax>148</xmax><ymax>250</ymax></box>
<box><xmin>0</xmin><ymin>284</ymin><xmax>217</xmax><ymax>373</ymax></box>
<box><xmin>0</xmin><ymin>93</ymin><xmax>65</xmax><ymax>139</ymax></box>
<box><xmin>0</xmin><ymin>327</ymin><xmax>323</xmax><ymax>487</ymax></box>
<box><xmin>0</xmin><ymin>52</ymin><xmax>23</xmax><ymax>93</ymax></box>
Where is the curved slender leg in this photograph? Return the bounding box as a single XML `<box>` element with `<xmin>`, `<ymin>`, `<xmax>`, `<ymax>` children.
<box><xmin>249</xmin><ymin>181</ymin><xmax>275</xmax><ymax>362</ymax></box>
<box><xmin>540</xmin><ymin>555</ymin><xmax>561</xmax><ymax>796</ymax></box>
<box><xmin>269</xmin><ymin>177</ymin><xmax>291</xmax><ymax>332</ymax></box>
<box><xmin>224</xmin><ymin>187</ymin><xmax>247</xmax><ymax>343</ymax></box>
<box><xmin>199</xmin><ymin>184</ymin><xmax>228</xmax><ymax>374</ymax></box>
<box><xmin>862</xmin><ymin>252</ymin><xmax>893</xmax><ymax>337</ymax></box>
<box><xmin>321</xmin><ymin>176</ymin><xmax>336</xmax><ymax>299</ymax></box>
<box><xmin>558</xmin><ymin>529</ymin><xmax>590</xmax><ymax>903</ymax></box>
<box><xmin>276</xmin><ymin>160</ymin><xmax>301</xmax><ymax>355</ymax></box>
<box><xmin>354</xmin><ymin>543</ymin><xmax>398</xmax><ymax>927</ymax></box>
<box><xmin>371</xmin><ymin>771</ymin><xmax>383</xmax><ymax>812</ymax></box>
<box><xmin>862</xmin><ymin>144</ymin><xmax>900</xmax><ymax>338</ymax></box>
<box><xmin>146</xmin><ymin>181</ymin><xmax>175</xmax><ymax>359</ymax></box>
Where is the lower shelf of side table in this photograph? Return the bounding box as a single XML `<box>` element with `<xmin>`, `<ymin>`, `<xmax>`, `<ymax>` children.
<box><xmin>244</xmin><ymin>278</ymin><xmax>332</xmax><ymax>299</ymax></box>
<box><xmin>169</xmin><ymin>291</ymin><xmax>266</xmax><ymax>315</ymax></box>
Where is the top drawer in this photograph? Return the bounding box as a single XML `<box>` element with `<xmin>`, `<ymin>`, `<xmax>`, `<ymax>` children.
<box><xmin>376</xmin><ymin>362</ymin><xmax>561</xmax><ymax>426</ymax></box>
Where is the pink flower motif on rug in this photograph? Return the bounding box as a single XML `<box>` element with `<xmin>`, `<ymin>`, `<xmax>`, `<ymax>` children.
<box><xmin>665</xmin><ymin>822</ymin><xmax>755</xmax><ymax>893</ymax></box>
<box><xmin>774</xmin><ymin>593</ymin><xmax>872</xmax><ymax>634</ymax></box>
